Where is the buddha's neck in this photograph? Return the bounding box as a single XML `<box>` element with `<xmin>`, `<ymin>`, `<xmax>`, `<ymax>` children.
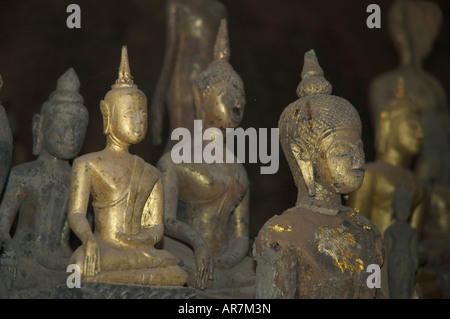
<box><xmin>378</xmin><ymin>148</ymin><xmax>409</xmax><ymax>168</ymax></box>
<box><xmin>106</xmin><ymin>134</ymin><xmax>130</xmax><ymax>153</ymax></box>
<box><xmin>37</xmin><ymin>149</ymin><xmax>69</xmax><ymax>168</ymax></box>
<box><xmin>295</xmin><ymin>180</ymin><xmax>345</xmax><ymax>212</ymax></box>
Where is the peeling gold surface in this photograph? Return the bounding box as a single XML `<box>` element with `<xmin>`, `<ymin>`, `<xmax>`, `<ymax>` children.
<box><xmin>317</xmin><ymin>225</ymin><xmax>364</xmax><ymax>273</ymax></box>
<box><xmin>268</xmin><ymin>224</ymin><xmax>292</xmax><ymax>233</ymax></box>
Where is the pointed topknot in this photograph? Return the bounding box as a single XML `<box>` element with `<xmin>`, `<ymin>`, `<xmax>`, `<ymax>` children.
<box><xmin>113</xmin><ymin>45</ymin><xmax>136</xmax><ymax>88</ymax></box>
<box><xmin>296</xmin><ymin>50</ymin><xmax>332</xmax><ymax>98</ymax></box>
<box><xmin>213</xmin><ymin>19</ymin><xmax>230</xmax><ymax>62</ymax></box>
<box><xmin>48</xmin><ymin>68</ymin><xmax>84</xmax><ymax>104</ymax></box>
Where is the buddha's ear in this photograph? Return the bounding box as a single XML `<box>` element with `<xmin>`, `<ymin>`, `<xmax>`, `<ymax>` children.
<box><xmin>32</xmin><ymin>113</ymin><xmax>43</xmax><ymax>156</ymax></box>
<box><xmin>100</xmin><ymin>100</ymin><xmax>111</xmax><ymax>134</ymax></box>
<box><xmin>192</xmin><ymin>84</ymin><xmax>205</xmax><ymax>121</ymax></box>
<box><xmin>291</xmin><ymin>142</ymin><xmax>315</xmax><ymax>197</ymax></box>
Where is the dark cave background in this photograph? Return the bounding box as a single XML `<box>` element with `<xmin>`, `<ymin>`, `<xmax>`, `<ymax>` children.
<box><xmin>0</xmin><ymin>0</ymin><xmax>449</xmax><ymax>297</ymax></box>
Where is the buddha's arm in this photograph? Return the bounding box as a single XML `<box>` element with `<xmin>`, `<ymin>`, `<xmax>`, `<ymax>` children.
<box><xmin>149</xmin><ymin>1</ymin><xmax>178</xmax><ymax>145</ymax></box>
<box><xmin>67</xmin><ymin>159</ymin><xmax>94</xmax><ymax>243</ymax></box>
<box><xmin>216</xmin><ymin>189</ymin><xmax>250</xmax><ymax>269</ymax></box>
<box><xmin>158</xmin><ymin>156</ymin><xmax>214</xmax><ymax>289</ymax></box>
<box><xmin>0</xmin><ymin>172</ymin><xmax>25</xmax><ymax>244</ymax></box>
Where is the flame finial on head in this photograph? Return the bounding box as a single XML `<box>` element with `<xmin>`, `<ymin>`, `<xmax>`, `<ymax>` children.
<box><xmin>213</xmin><ymin>19</ymin><xmax>230</xmax><ymax>62</ymax></box>
<box><xmin>112</xmin><ymin>45</ymin><xmax>136</xmax><ymax>89</ymax></box>
<box><xmin>296</xmin><ymin>50</ymin><xmax>332</xmax><ymax>98</ymax></box>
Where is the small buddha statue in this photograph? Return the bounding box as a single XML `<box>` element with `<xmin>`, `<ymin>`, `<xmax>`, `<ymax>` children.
<box><xmin>0</xmin><ymin>68</ymin><xmax>88</xmax><ymax>297</ymax></box>
<box><xmin>346</xmin><ymin>77</ymin><xmax>427</xmax><ymax>238</ymax></box>
<box><xmin>253</xmin><ymin>50</ymin><xmax>386</xmax><ymax>299</ymax></box>
<box><xmin>149</xmin><ymin>0</ymin><xmax>227</xmax><ymax>150</ymax></box>
<box><xmin>368</xmin><ymin>0</ymin><xmax>450</xmax><ymax>186</ymax></box>
<box><xmin>384</xmin><ymin>182</ymin><xmax>420</xmax><ymax>299</ymax></box>
<box><xmin>158</xmin><ymin>19</ymin><xmax>255</xmax><ymax>297</ymax></box>
<box><xmin>68</xmin><ymin>46</ymin><xmax>186</xmax><ymax>287</ymax></box>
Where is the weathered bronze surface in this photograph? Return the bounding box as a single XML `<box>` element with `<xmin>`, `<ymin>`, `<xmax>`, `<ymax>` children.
<box><xmin>0</xmin><ymin>68</ymin><xmax>88</xmax><ymax>298</ymax></box>
<box><xmin>253</xmin><ymin>50</ymin><xmax>386</xmax><ymax>299</ymax></box>
<box><xmin>347</xmin><ymin>77</ymin><xmax>427</xmax><ymax>237</ymax></box>
<box><xmin>150</xmin><ymin>0</ymin><xmax>227</xmax><ymax>150</ymax></box>
<box><xmin>384</xmin><ymin>182</ymin><xmax>420</xmax><ymax>299</ymax></box>
<box><xmin>67</xmin><ymin>46</ymin><xmax>187</xmax><ymax>286</ymax></box>
<box><xmin>158</xmin><ymin>20</ymin><xmax>255</xmax><ymax>298</ymax></box>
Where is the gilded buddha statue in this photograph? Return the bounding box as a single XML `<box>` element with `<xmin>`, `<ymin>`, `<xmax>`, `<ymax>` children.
<box><xmin>253</xmin><ymin>50</ymin><xmax>386</xmax><ymax>299</ymax></box>
<box><xmin>150</xmin><ymin>0</ymin><xmax>227</xmax><ymax>150</ymax></box>
<box><xmin>347</xmin><ymin>77</ymin><xmax>427</xmax><ymax>238</ymax></box>
<box><xmin>0</xmin><ymin>68</ymin><xmax>88</xmax><ymax>297</ymax></box>
<box><xmin>158</xmin><ymin>19</ymin><xmax>255</xmax><ymax>297</ymax></box>
<box><xmin>67</xmin><ymin>46</ymin><xmax>187</xmax><ymax>287</ymax></box>
<box><xmin>368</xmin><ymin>0</ymin><xmax>450</xmax><ymax>186</ymax></box>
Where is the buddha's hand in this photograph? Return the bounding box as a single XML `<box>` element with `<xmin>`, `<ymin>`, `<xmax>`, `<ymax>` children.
<box><xmin>84</xmin><ymin>234</ymin><xmax>100</xmax><ymax>277</ymax></box>
<box><xmin>0</xmin><ymin>230</ymin><xmax>17</xmax><ymax>285</ymax></box>
<box><xmin>194</xmin><ymin>244</ymin><xmax>215</xmax><ymax>290</ymax></box>
<box><xmin>116</xmin><ymin>228</ymin><xmax>160</xmax><ymax>248</ymax></box>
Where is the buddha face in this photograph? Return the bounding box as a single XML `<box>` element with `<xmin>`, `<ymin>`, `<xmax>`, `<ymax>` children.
<box><xmin>106</xmin><ymin>92</ymin><xmax>148</xmax><ymax>145</ymax></box>
<box><xmin>392</xmin><ymin>113</ymin><xmax>423</xmax><ymax>156</ymax></box>
<box><xmin>196</xmin><ymin>81</ymin><xmax>245</xmax><ymax>129</ymax></box>
<box><xmin>317</xmin><ymin>129</ymin><xmax>365</xmax><ymax>195</ymax></box>
<box><xmin>43</xmin><ymin>105</ymin><xmax>88</xmax><ymax>160</ymax></box>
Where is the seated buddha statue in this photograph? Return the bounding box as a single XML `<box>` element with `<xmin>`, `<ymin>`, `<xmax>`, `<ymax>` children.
<box><xmin>158</xmin><ymin>19</ymin><xmax>255</xmax><ymax>297</ymax></box>
<box><xmin>253</xmin><ymin>50</ymin><xmax>386</xmax><ymax>299</ymax></box>
<box><xmin>68</xmin><ymin>46</ymin><xmax>187</xmax><ymax>286</ymax></box>
<box><xmin>0</xmin><ymin>68</ymin><xmax>88</xmax><ymax>297</ymax></box>
<box><xmin>346</xmin><ymin>77</ymin><xmax>427</xmax><ymax>238</ymax></box>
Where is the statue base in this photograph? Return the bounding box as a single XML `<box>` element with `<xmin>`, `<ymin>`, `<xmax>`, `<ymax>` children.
<box><xmin>58</xmin><ymin>282</ymin><xmax>196</xmax><ymax>299</ymax></box>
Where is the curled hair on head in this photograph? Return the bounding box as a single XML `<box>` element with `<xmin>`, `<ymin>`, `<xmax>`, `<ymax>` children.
<box><xmin>279</xmin><ymin>50</ymin><xmax>362</xmax><ymax>196</ymax></box>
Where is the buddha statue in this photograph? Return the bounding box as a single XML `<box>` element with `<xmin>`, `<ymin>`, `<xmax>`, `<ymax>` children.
<box><xmin>384</xmin><ymin>182</ymin><xmax>420</xmax><ymax>299</ymax></box>
<box><xmin>0</xmin><ymin>68</ymin><xmax>88</xmax><ymax>298</ymax></box>
<box><xmin>149</xmin><ymin>0</ymin><xmax>227</xmax><ymax>150</ymax></box>
<box><xmin>158</xmin><ymin>19</ymin><xmax>255</xmax><ymax>298</ymax></box>
<box><xmin>346</xmin><ymin>77</ymin><xmax>427</xmax><ymax>238</ymax></box>
<box><xmin>68</xmin><ymin>46</ymin><xmax>187</xmax><ymax>287</ymax></box>
<box><xmin>253</xmin><ymin>50</ymin><xmax>386</xmax><ymax>299</ymax></box>
<box><xmin>368</xmin><ymin>0</ymin><xmax>450</xmax><ymax>186</ymax></box>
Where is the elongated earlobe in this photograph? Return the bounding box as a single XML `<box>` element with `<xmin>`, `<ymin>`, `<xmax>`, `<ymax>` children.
<box><xmin>291</xmin><ymin>143</ymin><xmax>315</xmax><ymax>197</ymax></box>
<box><xmin>192</xmin><ymin>84</ymin><xmax>205</xmax><ymax>121</ymax></box>
<box><xmin>100</xmin><ymin>100</ymin><xmax>111</xmax><ymax>134</ymax></box>
<box><xmin>32</xmin><ymin>113</ymin><xmax>43</xmax><ymax>155</ymax></box>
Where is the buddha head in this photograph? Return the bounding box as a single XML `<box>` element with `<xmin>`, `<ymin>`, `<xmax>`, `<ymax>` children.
<box><xmin>279</xmin><ymin>50</ymin><xmax>365</xmax><ymax>199</ymax></box>
<box><xmin>388</xmin><ymin>0</ymin><xmax>442</xmax><ymax>65</ymax></box>
<box><xmin>392</xmin><ymin>182</ymin><xmax>413</xmax><ymax>222</ymax></box>
<box><xmin>192</xmin><ymin>19</ymin><xmax>245</xmax><ymax>130</ymax></box>
<box><xmin>375</xmin><ymin>76</ymin><xmax>423</xmax><ymax>159</ymax></box>
<box><xmin>101</xmin><ymin>46</ymin><xmax>148</xmax><ymax>146</ymax></box>
<box><xmin>33</xmin><ymin>68</ymin><xmax>88</xmax><ymax>160</ymax></box>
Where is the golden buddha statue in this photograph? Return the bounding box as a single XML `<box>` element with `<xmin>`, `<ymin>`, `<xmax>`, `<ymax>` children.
<box><xmin>150</xmin><ymin>0</ymin><xmax>227</xmax><ymax>150</ymax></box>
<box><xmin>347</xmin><ymin>77</ymin><xmax>427</xmax><ymax>238</ymax></box>
<box><xmin>368</xmin><ymin>0</ymin><xmax>450</xmax><ymax>186</ymax></box>
<box><xmin>158</xmin><ymin>19</ymin><xmax>255</xmax><ymax>297</ymax></box>
<box><xmin>253</xmin><ymin>50</ymin><xmax>386</xmax><ymax>299</ymax></box>
<box><xmin>68</xmin><ymin>46</ymin><xmax>187</xmax><ymax>286</ymax></box>
<box><xmin>0</xmin><ymin>68</ymin><xmax>88</xmax><ymax>297</ymax></box>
